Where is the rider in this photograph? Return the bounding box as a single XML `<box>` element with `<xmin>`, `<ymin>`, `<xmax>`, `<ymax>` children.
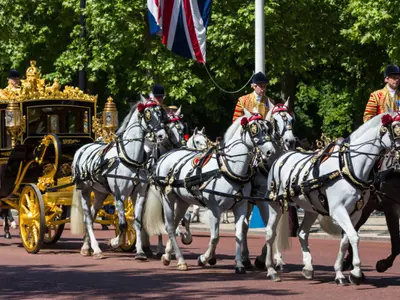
<box><xmin>7</xmin><ymin>69</ymin><xmax>21</xmax><ymax>89</ymax></box>
<box><xmin>232</xmin><ymin>71</ymin><xmax>274</xmax><ymax>122</ymax></box>
<box><xmin>363</xmin><ymin>64</ymin><xmax>400</xmax><ymax>123</ymax></box>
<box><xmin>150</xmin><ymin>84</ymin><xmax>165</xmax><ymax>106</ymax></box>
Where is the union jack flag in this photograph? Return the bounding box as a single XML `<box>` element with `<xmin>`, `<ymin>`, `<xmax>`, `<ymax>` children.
<box><xmin>147</xmin><ymin>0</ymin><xmax>212</xmax><ymax>63</ymax></box>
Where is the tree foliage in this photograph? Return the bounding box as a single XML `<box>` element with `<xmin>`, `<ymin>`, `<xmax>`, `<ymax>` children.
<box><xmin>0</xmin><ymin>0</ymin><xmax>399</xmax><ymax>141</ymax></box>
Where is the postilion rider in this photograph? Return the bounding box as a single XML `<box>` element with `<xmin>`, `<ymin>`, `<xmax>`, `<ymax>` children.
<box><xmin>363</xmin><ymin>64</ymin><xmax>400</xmax><ymax>123</ymax></box>
<box><xmin>232</xmin><ymin>71</ymin><xmax>274</xmax><ymax>122</ymax></box>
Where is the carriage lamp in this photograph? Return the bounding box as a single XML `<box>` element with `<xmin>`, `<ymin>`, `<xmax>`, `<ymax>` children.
<box><xmin>92</xmin><ymin>96</ymin><xmax>118</xmax><ymax>142</ymax></box>
<box><xmin>5</xmin><ymin>100</ymin><xmax>25</xmax><ymax>147</ymax></box>
<box><xmin>102</xmin><ymin>96</ymin><xmax>118</xmax><ymax>132</ymax></box>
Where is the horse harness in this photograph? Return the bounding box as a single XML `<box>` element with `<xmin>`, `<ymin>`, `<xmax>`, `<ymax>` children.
<box><xmin>153</xmin><ymin>118</ymin><xmax>275</xmax><ymax>207</ymax></box>
<box><xmin>269</xmin><ymin>118</ymin><xmax>400</xmax><ymax>215</ymax></box>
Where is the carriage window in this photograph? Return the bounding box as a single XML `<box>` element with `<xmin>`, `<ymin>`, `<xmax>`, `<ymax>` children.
<box><xmin>0</xmin><ymin>109</ymin><xmax>12</xmax><ymax>148</ymax></box>
<box><xmin>27</xmin><ymin>106</ymin><xmax>90</xmax><ymax>135</ymax></box>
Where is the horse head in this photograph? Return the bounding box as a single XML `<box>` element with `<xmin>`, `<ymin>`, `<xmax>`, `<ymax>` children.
<box><xmin>187</xmin><ymin>127</ymin><xmax>209</xmax><ymax>150</ymax></box>
<box><xmin>266</xmin><ymin>98</ymin><xmax>296</xmax><ymax>150</ymax></box>
<box><xmin>238</xmin><ymin>109</ymin><xmax>277</xmax><ymax>161</ymax></box>
<box><xmin>165</xmin><ymin>106</ymin><xmax>187</xmax><ymax>148</ymax></box>
<box><xmin>136</xmin><ymin>96</ymin><xmax>168</xmax><ymax>144</ymax></box>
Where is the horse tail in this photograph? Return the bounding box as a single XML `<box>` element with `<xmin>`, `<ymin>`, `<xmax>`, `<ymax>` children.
<box><xmin>143</xmin><ymin>185</ymin><xmax>167</xmax><ymax>236</ymax></box>
<box><xmin>70</xmin><ymin>185</ymin><xmax>85</xmax><ymax>235</ymax></box>
<box><xmin>318</xmin><ymin>215</ymin><xmax>342</xmax><ymax>237</ymax></box>
<box><xmin>275</xmin><ymin>208</ymin><xmax>292</xmax><ymax>252</ymax></box>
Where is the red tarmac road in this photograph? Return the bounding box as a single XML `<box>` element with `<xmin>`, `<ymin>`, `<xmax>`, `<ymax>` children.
<box><xmin>0</xmin><ymin>225</ymin><xmax>399</xmax><ymax>299</ymax></box>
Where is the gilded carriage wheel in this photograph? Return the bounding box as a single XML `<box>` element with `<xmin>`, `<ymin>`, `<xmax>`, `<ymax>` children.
<box><xmin>19</xmin><ymin>184</ymin><xmax>45</xmax><ymax>254</ymax></box>
<box><xmin>114</xmin><ymin>198</ymin><xmax>136</xmax><ymax>252</ymax></box>
<box><xmin>44</xmin><ymin>206</ymin><xmax>67</xmax><ymax>245</ymax></box>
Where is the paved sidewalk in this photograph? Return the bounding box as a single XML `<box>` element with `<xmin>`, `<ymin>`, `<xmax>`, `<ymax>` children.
<box><xmin>188</xmin><ymin>209</ymin><xmax>393</xmax><ymax>241</ymax></box>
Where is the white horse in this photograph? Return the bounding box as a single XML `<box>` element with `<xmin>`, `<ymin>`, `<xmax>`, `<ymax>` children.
<box><xmin>138</xmin><ymin>127</ymin><xmax>211</xmax><ymax>259</ymax></box>
<box><xmin>258</xmin><ymin>113</ymin><xmax>400</xmax><ymax>284</ymax></box>
<box><xmin>135</xmin><ymin>107</ymin><xmax>190</xmax><ymax>259</ymax></box>
<box><xmin>266</xmin><ymin>99</ymin><xmax>296</xmax><ymax>150</ymax></box>
<box><xmin>70</xmin><ymin>99</ymin><xmax>169</xmax><ymax>258</ymax></box>
<box><xmin>143</xmin><ymin>112</ymin><xmax>278</xmax><ymax>272</ymax></box>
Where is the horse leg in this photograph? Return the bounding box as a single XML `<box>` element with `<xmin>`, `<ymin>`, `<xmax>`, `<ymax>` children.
<box><xmin>376</xmin><ymin>205</ymin><xmax>400</xmax><ymax>272</ymax></box>
<box><xmin>109</xmin><ymin>191</ymin><xmax>129</xmax><ymax>249</ymax></box>
<box><xmin>161</xmin><ymin>193</ymin><xmax>188</xmax><ymax>270</ymax></box>
<box><xmin>197</xmin><ymin>205</ymin><xmax>221</xmax><ymax>269</ymax></box>
<box><xmin>81</xmin><ymin>189</ymin><xmax>103</xmax><ymax>259</ymax></box>
<box><xmin>80</xmin><ymin>202</ymin><xmax>102</xmax><ymax>257</ymax></box>
<box><xmin>264</xmin><ymin>201</ymin><xmax>282</xmax><ymax>281</ymax></box>
<box><xmin>298</xmin><ymin>211</ymin><xmax>318</xmax><ymax>280</ymax></box>
<box><xmin>180</xmin><ymin>209</ymin><xmax>193</xmax><ymax>245</ymax></box>
<box><xmin>332</xmin><ymin>207</ymin><xmax>363</xmax><ymax>285</ymax></box>
<box><xmin>241</xmin><ymin>202</ymin><xmax>253</xmax><ymax>269</ymax></box>
<box><xmin>134</xmin><ymin>185</ymin><xmax>149</xmax><ymax>260</ymax></box>
<box><xmin>3</xmin><ymin>209</ymin><xmax>11</xmax><ymax>239</ymax></box>
<box><xmin>232</xmin><ymin>202</ymin><xmax>248</xmax><ymax>274</ymax></box>
<box><xmin>343</xmin><ymin>199</ymin><xmax>375</xmax><ymax>271</ymax></box>
<box><xmin>156</xmin><ymin>234</ymin><xmax>164</xmax><ymax>258</ymax></box>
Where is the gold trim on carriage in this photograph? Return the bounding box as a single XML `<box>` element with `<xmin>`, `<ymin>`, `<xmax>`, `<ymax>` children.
<box><xmin>0</xmin><ymin>61</ymin><xmax>135</xmax><ymax>254</ymax></box>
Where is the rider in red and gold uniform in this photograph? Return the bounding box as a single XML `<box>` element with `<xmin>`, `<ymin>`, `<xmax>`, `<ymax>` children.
<box><xmin>363</xmin><ymin>64</ymin><xmax>400</xmax><ymax>123</ymax></box>
<box><xmin>232</xmin><ymin>72</ymin><xmax>275</xmax><ymax>122</ymax></box>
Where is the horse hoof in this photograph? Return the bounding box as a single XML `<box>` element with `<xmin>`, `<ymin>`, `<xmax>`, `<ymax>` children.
<box><xmin>235</xmin><ymin>267</ymin><xmax>246</xmax><ymax>274</ymax></box>
<box><xmin>302</xmin><ymin>269</ymin><xmax>314</xmax><ymax>280</ymax></box>
<box><xmin>177</xmin><ymin>263</ymin><xmax>189</xmax><ymax>271</ymax></box>
<box><xmin>376</xmin><ymin>259</ymin><xmax>389</xmax><ymax>273</ymax></box>
<box><xmin>208</xmin><ymin>258</ymin><xmax>217</xmax><ymax>266</ymax></box>
<box><xmin>80</xmin><ymin>249</ymin><xmax>91</xmax><ymax>256</ymax></box>
<box><xmin>135</xmin><ymin>252</ymin><xmax>148</xmax><ymax>261</ymax></box>
<box><xmin>335</xmin><ymin>277</ymin><xmax>349</xmax><ymax>286</ymax></box>
<box><xmin>181</xmin><ymin>236</ymin><xmax>192</xmax><ymax>245</ymax></box>
<box><xmin>93</xmin><ymin>253</ymin><xmax>105</xmax><ymax>260</ymax></box>
<box><xmin>348</xmin><ymin>273</ymin><xmax>363</xmax><ymax>285</ymax></box>
<box><xmin>197</xmin><ymin>257</ymin><xmax>206</xmax><ymax>267</ymax></box>
<box><xmin>254</xmin><ymin>257</ymin><xmax>266</xmax><ymax>270</ymax></box>
<box><xmin>267</xmin><ymin>273</ymin><xmax>281</xmax><ymax>282</ymax></box>
<box><xmin>161</xmin><ymin>255</ymin><xmax>171</xmax><ymax>266</ymax></box>
<box><xmin>243</xmin><ymin>259</ymin><xmax>253</xmax><ymax>270</ymax></box>
<box><xmin>4</xmin><ymin>232</ymin><xmax>11</xmax><ymax>239</ymax></box>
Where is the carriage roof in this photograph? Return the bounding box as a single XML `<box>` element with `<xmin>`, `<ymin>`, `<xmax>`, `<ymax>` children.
<box><xmin>0</xmin><ymin>60</ymin><xmax>97</xmax><ymax>105</ymax></box>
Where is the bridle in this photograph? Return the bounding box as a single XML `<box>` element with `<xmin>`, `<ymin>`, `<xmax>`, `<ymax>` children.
<box><xmin>270</xmin><ymin>104</ymin><xmax>294</xmax><ymax>148</ymax></box>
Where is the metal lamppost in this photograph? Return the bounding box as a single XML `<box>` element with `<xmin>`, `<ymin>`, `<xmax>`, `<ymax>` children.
<box><xmin>79</xmin><ymin>0</ymin><xmax>86</xmax><ymax>92</ymax></box>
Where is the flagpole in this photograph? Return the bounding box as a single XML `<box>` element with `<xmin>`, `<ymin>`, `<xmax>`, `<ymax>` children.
<box><xmin>79</xmin><ymin>0</ymin><xmax>86</xmax><ymax>92</ymax></box>
<box><xmin>255</xmin><ymin>0</ymin><xmax>265</xmax><ymax>73</ymax></box>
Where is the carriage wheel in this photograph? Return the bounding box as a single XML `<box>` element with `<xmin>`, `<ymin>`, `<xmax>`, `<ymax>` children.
<box><xmin>19</xmin><ymin>184</ymin><xmax>45</xmax><ymax>254</ymax></box>
<box><xmin>44</xmin><ymin>206</ymin><xmax>68</xmax><ymax>245</ymax></box>
<box><xmin>114</xmin><ymin>198</ymin><xmax>136</xmax><ymax>252</ymax></box>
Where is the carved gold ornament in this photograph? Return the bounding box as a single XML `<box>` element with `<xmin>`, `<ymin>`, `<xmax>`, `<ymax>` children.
<box><xmin>0</xmin><ymin>60</ymin><xmax>97</xmax><ymax>103</ymax></box>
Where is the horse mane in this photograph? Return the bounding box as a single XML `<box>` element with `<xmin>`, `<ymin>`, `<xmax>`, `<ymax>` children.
<box><xmin>223</xmin><ymin>117</ymin><xmax>243</xmax><ymax>144</ymax></box>
<box><xmin>350</xmin><ymin>113</ymin><xmax>391</xmax><ymax>140</ymax></box>
<box><xmin>187</xmin><ymin>135</ymin><xmax>195</xmax><ymax>148</ymax></box>
<box><xmin>115</xmin><ymin>98</ymin><xmax>144</xmax><ymax>135</ymax></box>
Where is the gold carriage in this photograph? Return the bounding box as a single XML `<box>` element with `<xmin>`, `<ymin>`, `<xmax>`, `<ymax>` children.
<box><xmin>0</xmin><ymin>61</ymin><xmax>136</xmax><ymax>254</ymax></box>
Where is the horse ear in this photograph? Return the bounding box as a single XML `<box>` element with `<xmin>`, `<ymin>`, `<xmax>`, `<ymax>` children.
<box><xmin>194</xmin><ymin>127</ymin><xmax>198</xmax><ymax>135</ymax></box>
<box><xmin>284</xmin><ymin>96</ymin><xmax>290</xmax><ymax>108</ymax></box>
<box><xmin>175</xmin><ymin>105</ymin><xmax>182</xmax><ymax>116</ymax></box>
<box><xmin>140</xmin><ymin>95</ymin><xmax>147</xmax><ymax>102</ymax></box>
<box><xmin>243</xmin><ymin>108</ymin><xmax>252</xmax><ymax>118</ymax></box>
<box><xmin>200</xmin><ymin>127</ymin><xmax>205</xmax><ymax>134</ymax></box>
<box><xmin>268</xmin><ymin>99</ymin><xmax>275</xmax><ymax>110</ymax></box>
